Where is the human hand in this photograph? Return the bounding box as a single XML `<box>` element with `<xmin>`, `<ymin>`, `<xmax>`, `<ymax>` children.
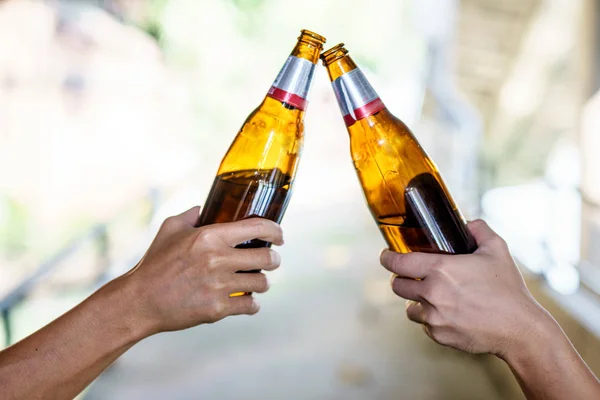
<box><xmin>122</xmin><ymin>206</ymin><xmax>283</xmax><ymax>336</ymax></box>
<box><xmin>380</xmin><ymin>220</ymin><xmax>547</xmax><ymax>357</ymax></box>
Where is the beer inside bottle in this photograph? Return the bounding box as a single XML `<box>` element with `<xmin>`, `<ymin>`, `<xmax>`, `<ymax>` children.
<box><xmin>198</xmin><ymin>30</ymin><xmax>326</xmax><ymax>295</ymax></box>
<box><xmin>321</xmin><ymin>44</ymin><xmax>477</xmax><ymax>255</ymax></box>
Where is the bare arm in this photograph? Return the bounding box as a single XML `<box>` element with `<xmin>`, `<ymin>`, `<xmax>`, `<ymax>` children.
<box><xmin>0</xmin><ymin>207</ymin><xmax>284</xmax><ymax>400</ymax></box>
<box><xmin>380</xmin><ymin>220</ymin><xmax>600</xmax><ymax>400</ymax></box>
<box><xmin>502</xmin><ymin>310</ymin><xmax>600</xmax><ymax>400</ymax></box>
<box><xmin>0</xmin><ymin>277</ymin><xmax>144</xmax><ymax>399</ymax></box>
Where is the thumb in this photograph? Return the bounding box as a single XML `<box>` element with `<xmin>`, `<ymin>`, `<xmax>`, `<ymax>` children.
<box><xmin>467</xmin><ymin>219</ymin><xmax>504</xmax><ymax>252</ymax></box>
<box><xmin>175</xmin><ymin>206</ymin><xmax>202</xmax><ymax>227</ymax></box>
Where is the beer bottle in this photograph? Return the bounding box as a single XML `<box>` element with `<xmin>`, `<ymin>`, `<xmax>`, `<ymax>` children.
<box><xmin>198</xmin><ymin>30</ymin><xmax>326</xmax><ymax>294</ymax></box>
<box><xmin>321</xmin><ymin>44</ymin><xmax>476</xmax><ymax>254</ymax></box>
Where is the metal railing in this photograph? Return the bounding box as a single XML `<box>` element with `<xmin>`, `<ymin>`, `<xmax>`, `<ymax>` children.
<box><xmin>0</xmin><ymin>189</ymin><xmax>160</xmax><ymax>347</ymax></box>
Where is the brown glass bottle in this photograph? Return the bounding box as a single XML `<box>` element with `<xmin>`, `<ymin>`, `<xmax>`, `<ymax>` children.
<box><xmin>321</xmin><ymin>44</ymin><xmax>476</xmax><ymax>255</ymax></box>
<box><xmin>198</xmin><ymin>30</ymin><xmax>326</xmax><ymax>295</ymax></box>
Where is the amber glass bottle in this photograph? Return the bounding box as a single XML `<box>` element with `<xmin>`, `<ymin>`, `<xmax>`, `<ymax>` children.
<box><xmin>321</xmin><ymin>44</ymin><xmax>476</xmax><ymax>254</ymax></box>
<box><xmin>198</xmin><ymin>30</ymin><xmax>326</xmax><ymax>295</ymax></box>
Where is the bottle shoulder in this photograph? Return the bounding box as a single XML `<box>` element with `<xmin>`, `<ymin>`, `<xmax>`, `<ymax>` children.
<box><xmin>348</xmin><ymin>110</ymin><xmax>437</xmax><ymax>176</ymax></box>
<box><xmin>239</xmin><ymin>101</ymin><xmax>305</xmax><ymax>141</ymax></box>
<box><xmin>349</xmin><ymin>111</ymin><xmax>422</xmax><ymax>152</ymax></box>
<box><xmin>247</xmin><ymin>97</ymin><xmax>305</xmax><ymax>124</ymax></box>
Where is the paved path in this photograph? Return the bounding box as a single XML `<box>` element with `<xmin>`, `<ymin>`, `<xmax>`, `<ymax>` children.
<box><xmin>85</xmin><ymin>191</ymin><xmax>504</xmax><ymax>399</ymax></box>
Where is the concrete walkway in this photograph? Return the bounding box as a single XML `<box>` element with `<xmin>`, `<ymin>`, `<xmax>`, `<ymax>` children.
<box><xmin>85</xmin><ymin>191</ymin><xmax>505</xmax><ymax>399</ymax></box>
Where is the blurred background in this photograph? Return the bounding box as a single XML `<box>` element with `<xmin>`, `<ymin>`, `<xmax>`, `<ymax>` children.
<box><xmin>1</xmin><ymin>0</ymin><xmax>599</xmax><ymax>398</ymax></box>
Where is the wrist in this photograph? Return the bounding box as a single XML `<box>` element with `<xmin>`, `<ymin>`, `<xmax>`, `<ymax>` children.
<box><xmin>97</xmin><ymin>275</ymin><xmax>158</xmax><ymax>343</ymax></box>
<box><xmin>498</xmin><ymin>301</ymin><xmax>559</xmax><ymax>367</ymax></box>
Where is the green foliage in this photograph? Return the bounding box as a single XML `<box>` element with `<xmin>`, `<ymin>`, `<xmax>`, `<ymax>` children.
<box><xmin>141</xmin><ymin>20</ymin><xmax>162</xmax><ymax>42</ymax></box>
<box><xmin>230</xmin><ymin>0</ymin><xmax>267</xmax><ymax>12</ymax></box>
<box><xmin>229</xmin><ymin>0</ymin><xmax>269</xmax><ymax>37</ymax></box>
<box><xmin>0</xmin><ymin>196</ymin><xmax>29</xmax><ymax>258</ymax></box>
<box><xmin>353</xmin><ymin>53</ymin><xmax>379</xmax><ymax>74</ymax></box>
<box><xmin>134</xmin><ymin>0</ymin><xmax>169</xmax><ymax>44</ymax></box>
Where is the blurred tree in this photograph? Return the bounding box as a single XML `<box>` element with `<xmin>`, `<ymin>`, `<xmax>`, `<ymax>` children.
<box><xmin>0</xmin><ymin>196</ymin><xmax>29</xmax><ymax>258</ymax></box>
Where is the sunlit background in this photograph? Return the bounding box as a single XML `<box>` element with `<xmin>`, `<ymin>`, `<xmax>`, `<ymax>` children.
<box><xmin>1</xmin><ymin>0</ymin><xmax>599</xmax><ymax>399</ymax></box>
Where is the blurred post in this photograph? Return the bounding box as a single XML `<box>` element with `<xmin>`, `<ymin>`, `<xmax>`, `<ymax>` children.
<box><xmin>94</xmin><ymin>225</ymin><xmax>110</xmax><ymax>284</ymax></box>
<box><xmin>2</xmin><ymin>309</ymin><xmax>11</xmax><ymax>347</ymax></box>
<box><xmin>580</xmin><ymin>0</ymin><xmax>600</xmax><ymax>288</ymax></box>
<box><xmin>580</xmin><ymin>96</ymin><xmax>600</xmax><ymax>284</ymax></box>
<box><xmin>413</xmin><ymin>0</ymin><xmax>483</xmax><ymax>219</ymax></box>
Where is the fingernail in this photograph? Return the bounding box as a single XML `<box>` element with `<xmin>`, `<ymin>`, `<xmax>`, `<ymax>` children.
<box><xmin>380</xmin><ymin>249</ymin><xmax>390</xmax><ymax>263</ymax></box>
<box><xmin>252</xmin><ymin>298</ymin><xmax>261</xmax><ymax>313</ymax></box>
<box><xmin>272</xmin><ymin>251</ymin><xmax>281</xmax><ymax>265</ymax></box>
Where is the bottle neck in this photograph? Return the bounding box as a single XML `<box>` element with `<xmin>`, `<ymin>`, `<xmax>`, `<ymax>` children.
<box><xmin>267</xmin><ymin>41</ymin><xmax>322</xmax><ymax>111</ymax></box>
<box><xmin>325</xmin><ymin>55</ymin><xmax>386</xmax><ymax>127</ymax></box>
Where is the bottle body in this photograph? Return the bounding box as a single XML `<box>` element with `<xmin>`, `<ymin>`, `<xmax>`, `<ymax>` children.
<box><xmin>198</xmin><ymin>30</ymin><xmax>326</xmax><ymax>289</ymax></box>
<box><xmin>197</xmin><ymin>96</ymin><xmax>304</xmax><ymax>249</ymax></box>
<box><xmin>322</xmin><ymin>45</ymin><xmax>476</xmax><ymax>254</ymax></box>
<box><xmin>350</xmin><ymin>109</ymin><xmax>476</xmax><ymax>254</ymax></box>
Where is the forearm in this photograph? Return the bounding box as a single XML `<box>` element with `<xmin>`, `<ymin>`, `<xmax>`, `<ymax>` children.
<box><xmin>0</xmin><ymin>276</ymin><xmax>150</xmax><ymax>400</ymax></box>
<box><xmin>502</xmin><ymin>309</ymin><xmax>600</xmax><ymax>400</ymax></box>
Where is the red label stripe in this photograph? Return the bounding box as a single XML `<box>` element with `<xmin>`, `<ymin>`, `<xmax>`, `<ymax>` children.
<box><xmin>343</xmin><ymin>114</ymin><xmax>356</xmax><ymax>127</ymax></box>
<box><xmin>354</xmin><ymin>98</ymin><xmax>385</xmax><ymax>120</ymax></box>
<box><xmin>343</xmin><ymin>98</ymin><xmax>386</xmax><ymax>126</ymax></box>
<box><xmin>267</xmin><ymin>87</ymin><xmax>307</xmax><ymax>111</ymax></box>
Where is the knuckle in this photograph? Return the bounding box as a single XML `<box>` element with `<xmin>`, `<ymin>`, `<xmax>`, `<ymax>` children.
<box><xmin>392</xmin><ymin>277</ymin><xmax>408</xmax><ymax>298</ymax></box>
<box><xmin>430</xmin><ymin>260</ymin><xmax>451</xmax><ymax>280</ymax></box>
<box><xmin>211</xmin><ymin>277</ymin><xmax>227</xmax><ymax>291</ymax></box>
<box><xmin>437</xmin><ymin>254</ymin><xmax>450</xmax><ymax>267</ymax></box>
<box><xmin>250</xmin><ymin>217</ymin><xmax>270</xmax><ymax>230</ymax></box>
<box><xmin>427</xmin><ymin>327</ymin><xmax>444</xmax><ymax>344</ymax></box>
<box><xmin>421</xmin><ymin>282</ymin><xmax>439</xmax><ymax>304</ymax></box>
<box><xmin>425</xmin><ymin>311</ymin><xmax>444</xmax><ymax>329</ymax></box>
<box><xmin>426</xmin><ymin>306</ymin><xmax>457</xmax><ymax>332</ymax></box>
<box><xmin>423</xmin><ymin>284</ymin><xmax>455</xmax><ymax>310</ymax></box>
<box><xmin>390</xmin><ymin>255</ymin><xmax>403</xmax><ymax>272</ymax></box>
<box><xmin>208</xmin><ymin>301</ymin><xmax>226</xmax><ymax>322</ymax></box>
<box><xmin>465</xmin><ymin>338</ymin><xmax>478</xmax><ymax>353</ymax></box>
<box><xmin>381</xmin><ymin>251</ymin><xmax>409</xmax><ymax>274</ymax></box>
<box><xmin>273</xmin><ymin>223</ymin><xmax>283</xmax><ymax>238</ymax></box>
<box><xmin>161</xmin><ymin>216</ymin><xmax>180</xmax><ymax>230</ymax></box>
<box><xmin>249</xmin><ymin>218</ymin><xmax>280</xmax><ymax>237</ymax></box>
<box><xmin>490</xmin><ymin>235</ymin><xmax>509</xmax><ymax>251</ymax></box>
<box><xmin>427</xmin><ymin>283</ymin><xmax>456</xmax><ymax>312</ymax></box>
<box><xmin>196</xmin><ymin>228</ymin><xmax>216</xmax><ymax>245</ymax></box>
<box><xmin>470</xmin><ymin>219</ymin><xmax>487</xmax><ymax>229</ymax></box>
<box><xmin>203</xmin><ymin>249</ymin><xmax>224</xmax><ymax>271</ymax></box>
<box><xmin>247</xmin><ymin>298</ymin><xmax>260</xmax><ymax>314</ymax></box>
<box><xmin>405</xmin><ymin>300</ymin><xmax>420</xmax><ymax>320</ymax></box>
<box><xmin>392</xmin><ymin>276</ymin><xmax>408</xmax><ymax>293</ymax></box>
<box><xmin>388</xmin><ymin>253</ymin><xmax>407</xmax><ymax>273</ymax></box>
<box><xmin>431</xmin><ymin>255</ymin><xmax>448</xmax><ymax>270</ymax></box>
<box><xmin>435</xmin><ymin>292</ymin><xmax>455</xmax><ymax>313</ymax></box>
<box><xmin>255</xmin><ymin>274</ymin><xmax>270</xmax><ymax>293</ymax></box>
<box><xmin>430</xmin><ymin>269</ymin><xmax>447</xmax><ymax>286</ymax></box>
<box><xmin>379</xmin><ymin>250</ymin><xmax>388</xmax><ymax>265</ymax></box>
<box><xmin>405</xmin><ymin>308</ymin><xmax>415</xmax><ymax>322</ymax></box>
